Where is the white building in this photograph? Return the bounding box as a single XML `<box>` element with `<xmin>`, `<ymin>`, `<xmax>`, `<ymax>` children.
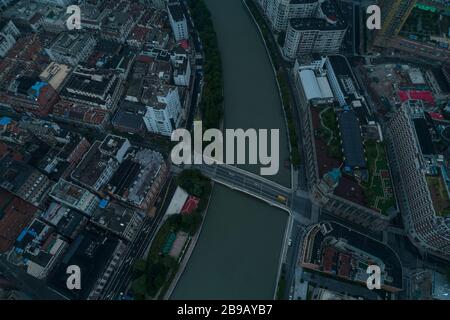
<box><xmin>258</xmin><ymin>0</ymin><xmax>347</xmax><ymax>59</ymax></box>
<box><xmin>144</xmin><ymin>105</ymin><xmax>176</xmax><ymax>136</ymax></box>
<box><xmin>283</xmin><ymin>16</ymin><xmax>347</xmax><ymax>59</ymax></box>
<box><xmin>173</xmin><ymin>57</ymin><xmax>191</xmax><ymax>86</ymax></box>
<box><xmin>99</xmin><ymin>134</ymin><xmax>131</xmax><ymax>164</ymax></box>
<box><xmin>293</xmin><ymin>57</ymin><xmax>336</xmax><ymax>106</ymax></box>
<box><xmin>168</xmin><ymin>1</ymin><xmax>188</xmax><ymax>41</ymax></box>
<box><xmin>171</xmin><ymin>46</ymin><xmax>191</xmax><ymax>86</ymax></box>
<box><xmin>71</xmin><ymin>141</ymin><xmax>119</xmax><ymax>192</ymax></box>
<box><xmin>257</xmin><ymin>0</ymin><xmax>320</xmax><ymax>32</ymax></box>
<box><xmin>387</xmin><ymin>103</ymin><xmax>450</xmax><ymax>258</ymax></box>
<box><xmin>143</xmin><ymin>85</ymin><xmax>182</xmax><ymax>136</ymax></box>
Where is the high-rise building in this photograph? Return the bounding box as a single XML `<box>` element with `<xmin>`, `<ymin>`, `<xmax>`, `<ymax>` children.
<box><xmin>142</xmin><ymin>83</ymin><xmax>182</xmax><ymax>136</ymax></box>
<box><xmin>258</xmin><ymin>0</ymin><xmax>321</xmax><ymax>32</ymax></box>
<box><xmin>373</xmin><ymin>0</ymin><xmax>417</xmax><ymax>47</ymax></box>
<box><xmin>167</xmin><ymin>1</ymin><xmax>188</xmax><ymax>42</ymax></box>
<box><xmin>283</xmin><ymin>17</ymin><xmax>347</xmax><ymax>59</ymax></box>
<box><xmin>387</xmin><ymin>102</ymin><xmax>450</xmax><ymax>259</ymax></box>
<box><xmin>258</xmin><ymin>0</ymin><xmax>347</xmax><ymax>59</ymax></box>
<box><xmin>282</xmin><ymin>0</ymin><xmax>347</xmax><ymax>59</ymax></box>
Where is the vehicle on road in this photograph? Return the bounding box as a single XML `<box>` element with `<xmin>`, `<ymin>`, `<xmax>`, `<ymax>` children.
<box><xmin>276</xmin><ymin>195</ymin><xmax>287</xmax><ymax>204</ymax></box>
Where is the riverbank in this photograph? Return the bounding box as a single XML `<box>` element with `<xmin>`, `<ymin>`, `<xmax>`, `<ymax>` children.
<box><xmin>130</xmin><ymin>170</ymin><xmax>212</xmax><ymax>300</ymax></box>
<box><xmin>187</xmin><ymin>0</ymin><xmax>224</xmax><ymax>130</ymax></box>
<box><xmin>164</xmin><ymin>181</ymin><xmax>214</xmax><ymax>299</ymax></box>
<box><xmin>243</xmin><ymin>0</ymin><xmax>301</xmax><ymax>170</ymax></box>
<box><xmin>171</xmin><ymin>185</ymin><xmax>287</xmax><ymax>299</ymax></box>
<box><xmin>172</xmin><ymin>0</ymin><xmax>292</xmax><ymax>298</ymax></box>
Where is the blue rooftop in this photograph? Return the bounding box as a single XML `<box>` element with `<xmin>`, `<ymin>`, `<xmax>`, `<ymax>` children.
<box><xmin>17</xmin><ymin>228</ymin><xmax>28</xmax><ymax>242</ymax></box>
<box><xmin>0</xmin><ymin>117</ymin><xmax>12</xmax><ymax>126</ymax></box>
<box><xmin>30</xmin><ymin>81</ymin><xmax>47</xmax><ymax>99</ymax></box>
<box><xmin>99</xmin><ymin>199</ymin><xmax>109</xmax><ymax>209</ymax></box>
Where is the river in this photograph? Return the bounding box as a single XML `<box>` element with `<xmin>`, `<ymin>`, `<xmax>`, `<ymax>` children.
<box><xmin>171</xmin><ymin>0</ymin><xmax>290</xmax><ymax>299</ymax></box>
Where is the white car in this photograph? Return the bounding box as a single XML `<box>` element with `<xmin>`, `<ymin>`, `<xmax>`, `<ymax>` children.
<box><xmin>288</xmin><ymin>239</ymin><xmax>292</xmax><ymax>246</ymax></box>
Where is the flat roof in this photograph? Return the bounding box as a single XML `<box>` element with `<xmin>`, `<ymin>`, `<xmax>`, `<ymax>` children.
<box><xmin>48</xmin><ymin>228</ymin><xmax>120</xmax><ymax>300</ymax></box>
<box><xmin>168</xmin><ymin>2</ymin><xmax>185</xmax><ymax>22</ymax></box>
<box><xmin>338</xmin><ymin>110</ymin><xmax>366</xmax><ymax>169</ymax></box>
<box><xmin>290</xmin><ymin>17</ymin><xmax>347</xmax><ymax>31</ymax></box>
<box><xmin>300</xmin><ymin>69</ymin><xmax>322</xmax><ymax>101</ymax></box>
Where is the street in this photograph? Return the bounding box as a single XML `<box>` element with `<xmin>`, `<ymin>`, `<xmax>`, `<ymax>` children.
<box><xmin>101</xmin><ymin>177</ymin><xmax>176</xmax><ymax>300</ymax></box>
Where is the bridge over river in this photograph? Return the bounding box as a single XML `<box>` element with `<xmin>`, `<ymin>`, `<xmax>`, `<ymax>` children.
<box><xmin>173</xmin><ymin>164</ymin><xmax>314</xmax><ymax>223</ymax></box>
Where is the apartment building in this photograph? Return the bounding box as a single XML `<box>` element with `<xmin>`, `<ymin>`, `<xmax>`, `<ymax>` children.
<box><xmin>0</xmin><ymin>158</ymin><xmax>53</xmax><ymax>208</ymax></box>
<box><xmin>283</xmin><ymin>17</ymin><xmax>347</xmax><ymax>59</ymax></box>
<box><xmin>8</xmin><ymin>218</ymin><xmax>68</xmax><ymax>280</ymax></box>
<box><xmin>167</xmin><ymin>1</ymin><xmax>188</xmax><ymax>41</ymax></box>
<box><xmin>387</xmin><ymin>102</ymin><xmax>450</xmax><ymax>258</ymax></box>
<box><xmin>71</xmin><ymin>141</ymin><xmax>119</xmax><ymax>193</ymax></box>
<box><xmin>258</xmin><ymin>0</ymin><xmax>321</xmax><ymax>32</ymax></box>
<box><xmin>45</xmin><ymin>32</ymin><xmax>97</xmax><ymax>66</ymax></box>
<box><xmin>49</xmin><ymin>179</ymin><xmax>100</xmax><ymax>217</ymax></box>
<box><xmin>107</xmin><ymin>148</ymin><xmax>169</xmax><ymax>210</ymax></box>
<box><xmin>91</xmin><ymin>201</ymin><xmax>144</xmax><ymax>242</ymax></box>
<box><xmin>282</xmin><ymin>0</ymin><xmax>347</xmax><ymax>59</ymax></box>
<box><xmin>61</xmin><ymin>66</ymin><xmax>123</xmax><ymax>111</ymax></box>
<box><xmin>142</xmin><ymin>82</ymin><xmax>182</xmax><ymax>136</ymax></box>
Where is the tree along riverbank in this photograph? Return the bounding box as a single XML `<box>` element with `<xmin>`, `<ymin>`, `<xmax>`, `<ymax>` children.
<box><xmin>188</xmin><ymin>0</ymin><xmax>224</xmax><ymax>130</ymax></box>
<box><xmin>131</xmin><ymin>170</ymin><xmax>212</xmax><ymax>299</ymax></box>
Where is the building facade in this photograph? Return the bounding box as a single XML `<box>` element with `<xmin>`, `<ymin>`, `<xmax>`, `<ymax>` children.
<box><xmin>45</xmin><ymin>33</ymin><xmax>97</xmax><ymax>66</ymax></box>
<box><xmin>142</xmin><ymin>85</ymin><xmax>182</xmax><ymax>136</ymax></box>
<box><xmin>387</xmin><ymin>103</ymin><xmax>450</xmax><ymax>258</ymax></box>
<box><xmin>168</xmin><ymin>1</ymin><xmax>188</xmax><ymax>42</ymax></box>
<box><xmin>258</xmin><ymin>0</ymin><xmax>321</xmax><ymax>32</ymax></box>
<box><xmin>49</xmin><ymin>179</ymin><xmax>100</xmax><ymax>216</ymax></box>
<box><xmin>283</xmin><ymin>17</ymin><xmax>347</xmax><ymax>59</ymax></box>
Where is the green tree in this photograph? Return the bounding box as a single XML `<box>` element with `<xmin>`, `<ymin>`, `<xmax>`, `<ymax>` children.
<box><xmin>131</xmin><ymin>274</ymin><xmax>147</xmax><ymax>298</ymax></box>
<box><xmin>176</xmin><ymin>169</ymin><xmax>211</xmax><ymax>198</ymax></box>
